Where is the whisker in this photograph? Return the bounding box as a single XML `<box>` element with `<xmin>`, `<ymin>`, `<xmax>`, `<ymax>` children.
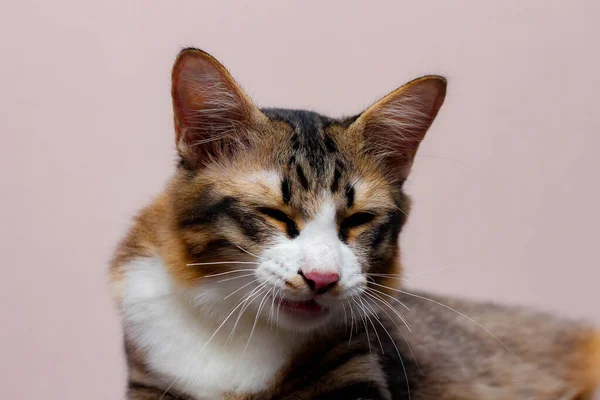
<box><xmin>416</xmin><ymin>153</ymin><xmax>484</xmax><ymax>175</ymax></box>
<box><xmin>227</xmin><ymin>288</ymin><xmax>265</xmax><ymax>343</ymax></box>
<box><xmin>392</xmin><ymin>204</ymin><xmax>409</xmax><ymax>218</ymax></box>
<box><xmin>202</xmin><ymin>288</ymin><xmax>264</xmax><ymax>351</ymax></box>
<box><xmin>341</xmin><ymin>302</ymin><xmax>348</xmax><ymax>333</ymax></box>
<box><xmin>234</xmin><ymin>244</ymin><xmax>263</xmax><ymax>260</ymax></box>
<box><xmin>227</xmin><ymin>280</ymin><xmax>271</xmax><ymax>341</ymax></box>
<box><xmin>217</xmin><ymin>273</ymin><xmax>256</xmax><ymax>283</ymax></box>
<box><xmin>359</xmin><ymin>295</ymin><xmax>381</xmax><ymax>321</ymax></box>
<box><xmin>346</xmin><ymin>299</ymin><xmax>356</xmax><ymax>347</ymax></box>
<box><xmin>352</xmin><ymin>298</ymin><xmax>372</xmax><ymax>355</ymax></box>
<box><xmin>345</xmin><ymin>301</ymin><xmax>353</xmax><ymax>345</ymax></box>
<box><xmin>237</xmin><ymin>280</ymin><xmax>270</xmax><ymax>313</ymax></box>
<box><xmin>244</xmin><ymin>289</ymin><xmax>271</xmax><ymax>354</ymax></box>
<box><xmin>363</xmin><ymin>291</ymin><xmax>423</xmax><ymax>376</ymax></box>
<box><xmin>223</xmin><ymin>278</ymin><xmax>259</xmax><ymax>300</ymax></box>
<box><xmin>369</xmin><ymin>282</ymin><xmax>523</xmax><ymax>362</ymax></box>
<box><xmin>268</xmin><ymin>284</ymin><xmax>277</xmax><ymax>326</ymax></box>
<box><xmin>159</xmin><ymin>381</ymin><xmax>176</xmax><ymax>400</ymax></box>
<box><xmin>406</xmin><ymin>263</ymin><xmax>456</xmax><ymax>276</ymax></box>
<box><xmin>369</xmin><ymin>263</ymin><xmax>456</xmax><ymax>278</ymax></box>
<box><xmin>267</xmin><ymin>279</ymin><xmax>283</xmax><ymax>327</ymax></box>
<box><xmin>204</xmin><ymin>269</ymin><xmax>256</xmax><ymax>278</ymax></box>
<box><xmin>276</xmin><ymin>286</ymin><xmax>283</xmax><ymax>329</ymax></box>
<box><xmin>366</xmin><ymin>300</ymin><xmax>412</xmax><ymax>400</ymax></box>
<box><xmin>366</xmin><ymin>285</ymin><xmax>410</xmax><ymax>311</ymax></box>
<box><xmin>364</xmin><ymin>290</ymin><xmax>411</xmax><ymax>331</ymax></box>
<box><xmin>359</xmin><ymin>297</ymin><xmax>385</xmax><ymax>354</ymax></box>
<box><xmin>161</xmin><ymin>280</ymin><xmax>264</xmax><ymax>398</ymax></box>
<box><xmin>187</xmin><ymin>261</ymin><xmax>259</xmax><ymax>266</ymax></box>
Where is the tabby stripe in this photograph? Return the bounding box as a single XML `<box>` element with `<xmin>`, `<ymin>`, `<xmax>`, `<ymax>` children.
<box><xmin>331</xmin><ymin>167</ymin><xmax>342</xmax><ymax>192</ymax></box>
<box><xmin>281</xmin><ymin>177</ymin><xmax>292</xmax><ymax>204</ymax></box>
<box><xmin>324</xmin><ymin>135</ymin><xmax>337</xmax><ymax>153</ymax></box>
<box><xmin>339</xmin><ymin>212</ymin><xmax>376</xmax><ymax>243</ymax></box>
<box><xmin>291</xmin><ymin>133</ymin><xmax>300</xmax><ymax>150</ymax></box>
<box><xmin>296</xmin><ymin>164</ymin><xmax>309</xmax><ymax>190</ymax></box>
<box><xmin>180</xmin><ymin>197</ymin><xmax>267</xmax><ymax>242</ymax></box>
<box><xmin>371</xmin><ymin>211</ymin><xmax>402</xmax><ymax>248</ymax></box>
<box><xmin>345</xmin><ymin>183</ymin><xmax>355</xmax><ymax>208</ymax></box>
<box><xmin>257</xmin><ymin>207</ymin><xmax>299</xmax><ymax>238</ymax></box>
<box><xmin>179</xmin><ymin>196</ymin><xmax>236</xmax><ymax>228</ymax></box>
<box><xmin>227</xmin><ymin>207</ymin><xmax>268</xmax><ymax>242</ymax></box>
<box><xmin>186</xmin><ymin>239</ymin><xmax>232</xmax><ymax>260</ymax></box>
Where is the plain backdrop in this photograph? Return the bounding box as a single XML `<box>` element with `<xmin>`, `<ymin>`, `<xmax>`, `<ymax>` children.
<box><xmin>1</xmin><ymin>1</ymin><xmax>599</xmax><ymax>399</ymax></box>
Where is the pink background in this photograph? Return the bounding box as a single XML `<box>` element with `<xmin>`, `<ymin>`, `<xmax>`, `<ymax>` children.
<box><xmin>2</xmin><ymin>1</ymin><xmax>599</xmax><ymax>399</ymax></box>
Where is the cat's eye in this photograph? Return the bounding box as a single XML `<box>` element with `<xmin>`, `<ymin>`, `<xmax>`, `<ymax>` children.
<box><xmin>257</xmin><ymin>207</ymin><xmax>300</xmax><ymax>238</ymax></box>
<box><xmin>340</xmin><ymin>212</ymin><xmax>376</xmax><ymax>230</ymax></box>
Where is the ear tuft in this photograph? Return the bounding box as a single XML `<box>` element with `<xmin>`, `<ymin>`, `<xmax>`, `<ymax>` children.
<box><xmin>171</xmin><ymin>48</ymin><xmax>261</xmax><ymax>169</ymax></box>
<box><xmin>352</xmin><ymin>75</ymin><xmax>447</xmax><ymax>180</ymax></box>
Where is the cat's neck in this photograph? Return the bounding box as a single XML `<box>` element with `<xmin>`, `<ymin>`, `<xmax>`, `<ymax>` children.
<box><xmin>120</xmin><ymin>255</ymin><xmax>304</xmax><ymax>399</ymax></box>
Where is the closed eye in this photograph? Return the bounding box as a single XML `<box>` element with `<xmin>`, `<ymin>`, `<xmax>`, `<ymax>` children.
<box><xmin>340</xmin><ymin>212</ymin><xmax>376</xmax><ymax>230</ymax></box>
<box><xmin>339</xmin><ymin>212</ymin><xmax>376</xmax><ymax>242</ymax></box>
<box><xmin>257</xmin><ymin>207</ymin><xmax>300</xmax><ymax>239</ymax></box>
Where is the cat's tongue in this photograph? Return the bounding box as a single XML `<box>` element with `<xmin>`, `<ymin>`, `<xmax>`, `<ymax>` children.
<box><xmin>278</xmin><ymin>297</ymin><xmax>326</xmax><ymax>316</ymax></box>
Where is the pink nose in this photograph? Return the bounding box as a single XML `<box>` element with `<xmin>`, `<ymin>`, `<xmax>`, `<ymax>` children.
<box><xmin>300</xmin><ymin>271</ymin><xmax>340</xmax><ymax>293</ymax></box>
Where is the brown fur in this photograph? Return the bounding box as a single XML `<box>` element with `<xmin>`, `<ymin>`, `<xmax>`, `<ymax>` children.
<box><xmin>112</xmin><ymin>48</ymin><xmax>599</xmax><ymax>399</ymax></box>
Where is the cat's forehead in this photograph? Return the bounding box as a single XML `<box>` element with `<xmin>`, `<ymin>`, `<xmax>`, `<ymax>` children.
<box><xmin>227</xmin><ymin>167</ymin><xmax>392</xmax><ymax>216</ymax></box>
<box><xmin>261</xmin><ymin>108</ymin><xmax>353</xmax><ymax>168</ymax></box>
<box><xmin>201</xmin><ymin>108</ymin><xmax>393</xmax><ymax>215</ymax></box>
<box><xmin>261</xmin><ymin>109</ymin><xmax>361</xmax><ymax>211</ymax></box>
<box><xmin>261</xmin><ymin>108</ymin><xmax>358</xmax><ymax>185</ymax></box>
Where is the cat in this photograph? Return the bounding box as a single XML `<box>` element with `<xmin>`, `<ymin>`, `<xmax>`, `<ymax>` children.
<box><xmin>110</xmin><ymin>48</ymin><xmax>600</xmax><ymax>399</ymax></box>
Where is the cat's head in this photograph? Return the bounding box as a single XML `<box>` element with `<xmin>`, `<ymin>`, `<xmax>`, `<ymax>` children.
<box><xmin>163</xmin><ymin>49</ymin><xmax>446</xmax><ymax>332</ymax></box>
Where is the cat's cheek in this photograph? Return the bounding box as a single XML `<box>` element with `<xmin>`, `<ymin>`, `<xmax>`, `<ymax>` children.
<box><xmin>257</xmin><ymin>241</ymin><xmax>303</xmax><ymax>280</ymax></box>
<box><xmin>334</xmin><ymin>244</ymin><xmax>367</xmax><ymax>297</ymax></box>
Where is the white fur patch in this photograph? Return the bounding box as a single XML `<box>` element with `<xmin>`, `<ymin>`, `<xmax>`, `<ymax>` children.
<box><xmin>121</xmin><ymin>197</ymin><xmax>369</xmax><ymax>397</ymax></box>
<box><xmin>259</xmin><ymin>198</ymin><xmax>364</xmax><ymax>291</ymax></box>
<box><xmin>298</xmin><ymin>200</ymin><xmax>343</xmax><ymax>276</ymax></box>
<box><xmin>255</xmin><ymin>198</ymin><xmax>367</xmax><ymax>330</ymax></box>
<box><xmin>240</xmin><ymin>169</ymin><xmax>281</xmax><ymax>191</ymax></box>
<box><xmin>122</xmin><ymin>257</ymin><xmax>301</xmax><ymax>399</ymax></box>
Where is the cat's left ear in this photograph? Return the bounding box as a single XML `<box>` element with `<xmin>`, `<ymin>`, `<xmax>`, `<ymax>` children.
<box><xmin>350</xmin><ymin>76</ymin><xmax>447</xmax><ymax>181</ymax></box>
<box><xmin>171</xmin><ymin>48</ymin><xmax>265</xmax><ymax>169</ymax></box>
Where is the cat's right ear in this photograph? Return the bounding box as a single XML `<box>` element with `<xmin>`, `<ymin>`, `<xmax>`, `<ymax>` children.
<box><xmin>349</xmin><ymin>76</ymin><xmax>446</xmax><ymax>183</ymax></box>
<box><xmin>171</xmin><ymin>48</ymin><xmax>264</xmax><ymax>169</ymax></box>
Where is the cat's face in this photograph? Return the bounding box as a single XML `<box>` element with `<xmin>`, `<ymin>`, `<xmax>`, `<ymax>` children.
<box><xmin>165</xmin><ymin>49</ymin><xmax>445</xmax><ymax>332</ymax></box>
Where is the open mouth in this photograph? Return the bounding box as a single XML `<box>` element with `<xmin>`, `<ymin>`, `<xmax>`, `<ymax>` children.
<box><xmin>276</xmin><ymin>297</ymin><xmax>329</xmax><ymax>318</ymax></box>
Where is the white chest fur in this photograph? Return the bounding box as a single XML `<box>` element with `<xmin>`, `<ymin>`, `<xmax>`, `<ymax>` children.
<box><xmin>121</xmin><ymin>257</ymin><xmax>298</xmax><ymax>399</ymax></box>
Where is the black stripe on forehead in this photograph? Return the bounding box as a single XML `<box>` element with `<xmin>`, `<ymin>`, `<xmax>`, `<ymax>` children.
<box><xmin>331</xmin><ymin>167</ymin><xmax>342</xmax><ymax>192</ymax></box>
<box><xmin>262</xmin><ymin>108</ymin><xmax>337</xmax><ymax>174</ymax></box>
<box><xmin>281</xmin><ymin>176</ymin><xmax>291</xmax><ymax>204</ymax></box>
<box><xmin>345</xmin><ymin>183</ymin><xmax>355</xmax><ymax>208</ymax></box>
<box><xmin>296</xmin><ymin>164</ymin><xmax>309</xmax><ymax>190</ymax></box>
<box><xmin>331</xmin><ymin>159</ymin><xmax>345</xmax><ymax>193</ymax></box>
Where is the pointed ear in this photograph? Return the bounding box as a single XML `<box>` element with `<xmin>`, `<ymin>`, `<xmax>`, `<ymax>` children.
<box><xmin>350</xmin><ymin>76</ymin><xmax>447</xmax><ymax>181</ymax></box>
<box><xmin>171</xmin><ymin>48</ymin><xmax>264</xmax><ymax>169</ymax></box>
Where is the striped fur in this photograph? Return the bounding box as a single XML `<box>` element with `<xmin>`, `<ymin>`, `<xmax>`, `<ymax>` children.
<box><xmin>110</xmin><ymin>48</ymin><xmax>599</xmax><ymax>399</ymax></box>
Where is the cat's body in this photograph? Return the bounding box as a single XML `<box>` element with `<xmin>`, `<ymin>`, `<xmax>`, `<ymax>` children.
<box><xmin>111</xmin><ymin>49</ymin><xmax>600</xmax><ymax>399</ymax></box>
<box><xmin>113</xmin><ymin>236</ymin><xmax>600</xmax><ymax>400</ymax></box>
